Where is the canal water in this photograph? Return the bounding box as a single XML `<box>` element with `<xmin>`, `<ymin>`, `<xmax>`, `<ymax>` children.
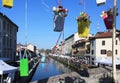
<box><xmin>31</xmin><ymin>56</ymin><xmax>72</xmax><ymax>82</ymax></box>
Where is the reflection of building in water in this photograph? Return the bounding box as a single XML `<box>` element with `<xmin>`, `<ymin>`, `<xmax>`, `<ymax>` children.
<box><xmin>53</xmin><ymin>59</ymin><xmax>72</xmax><ymax>73</ymax></box>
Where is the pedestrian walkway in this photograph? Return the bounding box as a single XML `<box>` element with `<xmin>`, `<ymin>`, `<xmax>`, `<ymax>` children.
<box><xmin>30</xmin><ymin>67</ymin><xmax>120</xmax><ymax>83</ymax></box>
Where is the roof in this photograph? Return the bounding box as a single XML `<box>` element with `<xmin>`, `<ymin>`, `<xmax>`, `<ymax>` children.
<box><xmin>0</xmin><ymin>60</ymin><xmax>18</xmax><ymax>75</ymax></box>
<box><xmin>65</xmin><ymin>34</ymin><xmax>74</xmax><ymax>41</ymax></box>
<box><xmin>0</xmin><ymin>12</ymin><xmax>18</xmax><ymax>32</ymax></box>
<box><xmin>95</xmin><ymin>31</ymin><xmax>112</xmax><ymax>38</ymax></box>
<box><xmin>90</xmin><ymin>31</ymin><xmax>120</xmax><ymax>39</ymax></box>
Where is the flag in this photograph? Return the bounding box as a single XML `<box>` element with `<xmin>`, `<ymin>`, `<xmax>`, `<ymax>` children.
<box><xmin>2</xmin><ymin>0</ymin><xmax>13</xmax><ymax>8</ymax></box>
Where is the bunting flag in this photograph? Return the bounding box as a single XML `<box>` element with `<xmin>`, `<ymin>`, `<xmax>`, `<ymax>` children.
<box><xmin>20</xmin><ymin>58</ymin><xmax>29</xmax><ymax>76</ymax></box>
<box><xmin>2</xmin><ymin>0</ymin><xmax>13</xmax><ymax>8</ymax></box>
<box><xmin>78</xmin><ymin>20</ymin><xmax>90</xmax><ymax>37</ymax></box>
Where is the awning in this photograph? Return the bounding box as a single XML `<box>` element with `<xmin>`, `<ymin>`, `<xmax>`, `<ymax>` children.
<box><xmin>0</xmin><ymin>60</ymin><xmax>18</xmax><ymax>75</ymax></box>
<box><xmin>94</xmin><ymin>57</ymin><xmax>120</xmax><ymax>65</ymax></box>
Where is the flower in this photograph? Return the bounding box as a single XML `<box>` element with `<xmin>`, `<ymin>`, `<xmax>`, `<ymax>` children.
<box><xmin>76</xmin><ymin>12</ymin><xmax>91</xmax><ymax>23</ymax></box>
<box><xmin>52</xmin><ymin>5</ymin><xmax>68</xmax><ymax>17</ymax></box>
<box><xmin>100</xmin><ymin>8</ymin><xmax>115</xmax><ymax>19</ymax></box>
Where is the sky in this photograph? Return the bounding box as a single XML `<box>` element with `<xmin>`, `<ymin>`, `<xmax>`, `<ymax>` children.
<box><xmin>0</xmin><ymin>0</ymin><xmax>120</xmax><ymax>49</ymax></box>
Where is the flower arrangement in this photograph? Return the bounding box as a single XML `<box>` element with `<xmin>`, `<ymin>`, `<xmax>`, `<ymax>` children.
<box><xmin>52</xmin><ymin>5</ymin><xmax>68</xmax><ymax>17</ymax></box>
<box><xmin>100</xmin><ymin>9</ymin><xmax>113</xmax><ymax>19</ymax></box>
<box><xmin>100</xmin><ymin>9</ymin><xmax>114</xmax><ymax>29</ymax></box>
<box><xmin>76</xmin><ymin>12</ymin><xmax>91</xmax><ymax>23</ymax></box>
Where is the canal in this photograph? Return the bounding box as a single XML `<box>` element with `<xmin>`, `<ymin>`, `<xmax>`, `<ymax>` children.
<box><xmin>30</xmin><ymin>56</ymin><xmax>72</xmax><ymax>82</ymax></box>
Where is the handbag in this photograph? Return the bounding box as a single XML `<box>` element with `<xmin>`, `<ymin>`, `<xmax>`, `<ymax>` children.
<box><xmin>20</xmin><ymin>49</ymin><xmax>29</xmax><ymax>76</ymax></box>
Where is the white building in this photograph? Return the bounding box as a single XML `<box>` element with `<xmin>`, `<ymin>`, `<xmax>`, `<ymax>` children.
<box><xmin>90</xmin><ymin>31</ymin><xmax>120</xmax><ymax>59</ymax></box>
<box><xmin>16</xmin><ymin>43</ymin><xmax>37</xmax><ymax>58</ymax></box>
<box><xmin>27</xmin><ymin>44</ymin><xmax>36</xmax><ymax>52</ymax></box>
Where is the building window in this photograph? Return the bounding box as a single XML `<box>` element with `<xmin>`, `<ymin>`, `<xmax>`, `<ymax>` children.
<box><xmin>91</xmin><ymin>50</ymin><xmax>94</xmax><ymax>55</ymax></box>
<box><xmin>91</xmin><ymin>40</ymin><xmax>94</xmax><ymax>47</ymax></box>
<box><xmin>0</xmin><ymin>19</ymin><xmax>2</xmax><ymax>31</ymax></box>
<box><xmin>116</xmin><ymin>50</ymin><xmax>117</xmax><ymax>55</ymax></box>
<box><xmin>101</xmin><ymin>50</ymin><xmax>106</xmax><ymax>54</ymax></box>
<box><xmin>3</xmin><ymin>36</ymin><xmax>5</xmax><ymax>46</ymax></box>
<box><xmin>116</xmin><ymin>40</ymin><xmax>118</xmax><ymax>45</ymax></box>
<box><xmin>102</xmin><ymin>41</ymin><xmax>105</xmax><ymax>45</ymax></box>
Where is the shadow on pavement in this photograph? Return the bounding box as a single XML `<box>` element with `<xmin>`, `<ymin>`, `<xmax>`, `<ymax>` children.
<box><xmin>77</xmin><ymin>68</ymin><xmax>89</xmax><ymax>77</ymax></box>
<box><xmin>59</xmin><ymin>76</ymin><xmax>86</xmax><ymax>83</ymax></box>
<box><xmin>99</xmin><ymin>74</ymin><xmax>113</xmax><ymax>83</ymax></box>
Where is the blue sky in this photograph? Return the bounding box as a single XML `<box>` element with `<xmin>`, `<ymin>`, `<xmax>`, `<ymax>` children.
<box><xmin>0</xmin><ymin>0</ymin><xmax>120</xmax><ymax>49</ymax></box>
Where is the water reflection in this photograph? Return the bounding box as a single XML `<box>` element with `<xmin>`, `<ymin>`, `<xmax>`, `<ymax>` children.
<box><xmin>31</xmin><ymin>57</ymin><xmax>72</xmax><ymax>82</ymax></box>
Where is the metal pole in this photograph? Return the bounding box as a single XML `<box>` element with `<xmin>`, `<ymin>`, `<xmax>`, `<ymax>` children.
<box><xmin>112</xmin><ymin>0</ymin><xmax>117</xmax><ymax>82</ymax></box>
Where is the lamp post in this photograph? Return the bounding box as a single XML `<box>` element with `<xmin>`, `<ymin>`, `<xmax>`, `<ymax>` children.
<box><xmin>112</xmin><ymin>0</ymin><xmax>117</xmax><ymax>82</ymax></box>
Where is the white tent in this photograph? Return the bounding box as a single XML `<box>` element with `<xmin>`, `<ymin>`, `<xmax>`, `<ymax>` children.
<box><xmin>0</xmin><ymin>60</ymin><xmax>18</xmax><ymax>83</ymax></box>
<box><xmin>94</xmin><ymin>57</ymin><xmax>120</xmax><ymax>65</ymax></box>
<box><xmin>0</xmin><ymin>60</ymin><xmax>18</xmax><ymax>75</ymax></box>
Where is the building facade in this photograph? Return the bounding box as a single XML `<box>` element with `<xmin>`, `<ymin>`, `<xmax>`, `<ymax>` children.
<box><xmin>90</xmin><ymin>31</ymin><xmax>120</xmax><ymax>59</ymax></box>
<box><xmin>63</xmin><ymin>32</ymin><xmax>91</xmax><ymax>56</ymax></box>
<box><xmin>0</xmin><ymin>13</ymin><xmax>18</xmax><ymax>61</ymax></box>
<box><xmin>72</xmin><ymin>39</ymin><xmax>90</xmax><ymax>56</ymax></box>
<box><xmin>17</xmin><ymin>43</ymin><xmax>37</xmax><ymax>59</ymax></box>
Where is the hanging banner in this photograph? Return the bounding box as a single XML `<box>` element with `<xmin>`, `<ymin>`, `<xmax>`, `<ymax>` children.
<box><xmin>53</xmin><ymin>6</ymin><xmax>68</xmax><ymax>32</ymax></box>
<box><xmin>20</xmin><ymin>58</ymin><xmax>29</xmax><ymax>76</ymax></box>
<box><xmin>78</xmin><ymin>20</ymin><xmax>90</xmax><ymax>37</ymax></box>
<box><xmin>96</xmin><ymin>0</ymin><xmax>106</xmax><ymax>6</ymax></box>
<box><xmin>2</xmin><ymin>0</ymin><xmax>13</xmax><ymax>8</ymax></box>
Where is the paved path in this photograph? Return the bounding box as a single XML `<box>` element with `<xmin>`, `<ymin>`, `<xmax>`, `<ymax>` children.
<box><xmin>30</xmin><ymin>67</ymin><xmax>118</xmax><ymax>83</ymax></box>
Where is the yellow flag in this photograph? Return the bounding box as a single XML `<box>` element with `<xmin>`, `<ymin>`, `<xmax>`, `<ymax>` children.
<box><xmin>78</xmin><ymin>20</ymin><xmax>90</xmax><ymax>37</ymax></box>
<box><xmin>2</xmin><ymin>0</ymin><xmax>13</xmax><ymax>8</ymax></box>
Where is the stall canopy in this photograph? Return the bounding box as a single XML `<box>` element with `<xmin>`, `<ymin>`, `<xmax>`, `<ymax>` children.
<box><xmin>94</xmin><ymin>57</ymin><xmax>120</xmax><ymax>65</ymax></box>
<box><xmin>0</xmin><ymin>60</ymin><xmax>18</xmax><ymax>75</ymax></box>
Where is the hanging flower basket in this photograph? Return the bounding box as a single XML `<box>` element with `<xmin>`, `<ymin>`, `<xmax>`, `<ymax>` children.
<box><xmin>100</xmin><ymin>9</ymin><xmax>113</xmax><ymax>29</ymax></box>
<box><xmin>104</xmin><ymin>15</ymin><xmax>113</xmax><ymax>29</ymax></box>
<box><xmin>76</xmin><ymin>12</ymin><xmax>91</xmax><ymax>37</ymax></box>
<box><xmin>53</xmin><ymin>6</ymin><xmax>68</xmax><ymax>32</ymax></box>
<box><xmin>2</xmin><ymin>0</ymin><xmax>13</xmax><ymax>8</ymax></box>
